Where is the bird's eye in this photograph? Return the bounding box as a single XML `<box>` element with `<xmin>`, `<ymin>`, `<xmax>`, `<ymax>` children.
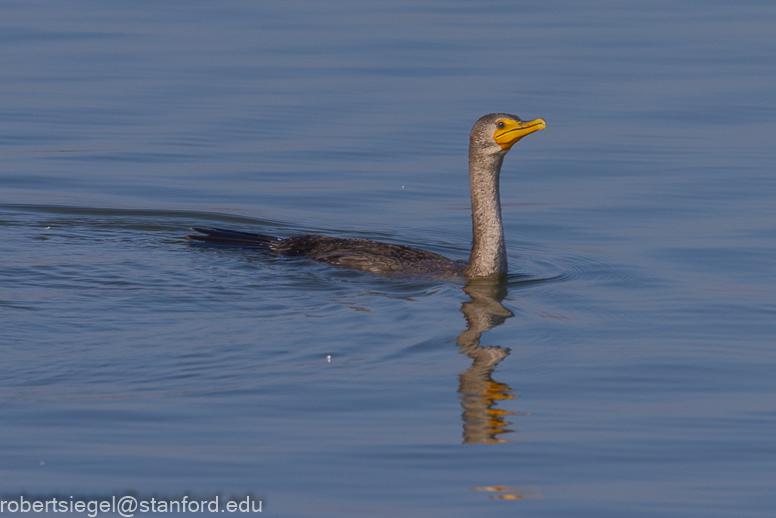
<box><xmin>497</xmin><ymin>121</ymin><xmax>505</xmax><ymax>129</ymax></box>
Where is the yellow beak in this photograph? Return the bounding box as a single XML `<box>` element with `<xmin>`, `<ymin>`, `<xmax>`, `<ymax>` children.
<box><xmin>493</xmin><ymin>118</ymin><xmax>546</xmax><ymax>150</ymax></box>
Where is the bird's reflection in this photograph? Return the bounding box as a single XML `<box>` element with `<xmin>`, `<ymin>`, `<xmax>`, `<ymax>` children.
<box><xmin>456</xmin><ymin>278</ymin><xmax>517</xmax><ymax>444</ymax></box>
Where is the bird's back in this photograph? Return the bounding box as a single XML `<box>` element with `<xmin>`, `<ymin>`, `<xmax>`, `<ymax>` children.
<box><xmin>275</xmin><ymin>235</ymin><xmax>465</xmax><ymax>276</ymax></box>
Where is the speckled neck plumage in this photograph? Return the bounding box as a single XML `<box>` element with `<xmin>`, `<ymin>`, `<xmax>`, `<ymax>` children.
<box><xmin>463</xmin><ymin>147</ymin><xmax>508</xmax><ymax>278</ymax></box>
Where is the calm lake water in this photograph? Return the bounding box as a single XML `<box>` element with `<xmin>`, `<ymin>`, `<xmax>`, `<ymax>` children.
<box><xmin>2</xmin><ymin>1</ymin><xmax>775</xmax><ymax>517</ymax></box>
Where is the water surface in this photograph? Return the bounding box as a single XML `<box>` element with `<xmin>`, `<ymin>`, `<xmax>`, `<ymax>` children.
<box><xmin>1</xmin><ymin>1</ymin><xmax>775</xmax><ymax>517</ymax></box>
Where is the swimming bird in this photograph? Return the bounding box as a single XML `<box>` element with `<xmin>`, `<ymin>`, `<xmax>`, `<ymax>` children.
<box><xmin>186</xmin><ymin>113</ymin><xmax>545</xmax><ymax>278</ymax></box>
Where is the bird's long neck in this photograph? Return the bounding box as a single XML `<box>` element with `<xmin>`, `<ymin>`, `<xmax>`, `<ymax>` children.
<box><xmin>463</xmin><ymin>149</ymin><xmax>508</xmax><ymax>278</ymax></box>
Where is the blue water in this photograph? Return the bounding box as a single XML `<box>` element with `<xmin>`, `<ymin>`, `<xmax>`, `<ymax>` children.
<box><xmin>2</xmin><ymin>1</ymin><xmax>775</xmax><ymax>517</ymax></box>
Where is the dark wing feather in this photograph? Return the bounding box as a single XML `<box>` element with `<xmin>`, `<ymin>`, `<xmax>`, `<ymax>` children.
<box><xmin>185</xmin><ymin>228</ymin><xmax>464</xmax><ymax>276</ymax></box>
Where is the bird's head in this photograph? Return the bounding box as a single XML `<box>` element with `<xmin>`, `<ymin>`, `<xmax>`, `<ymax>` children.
<box><xmin>470</xmin><ymin>113</ymin><xmax>546</xmax><ymax>156</ymax></box>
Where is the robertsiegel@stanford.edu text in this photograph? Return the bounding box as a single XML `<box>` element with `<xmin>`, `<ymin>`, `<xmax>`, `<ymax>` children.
<box><xmin>0</xmin><ymin>495</ymin><xmax>262</xmax><ymax>516</ymax></box>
